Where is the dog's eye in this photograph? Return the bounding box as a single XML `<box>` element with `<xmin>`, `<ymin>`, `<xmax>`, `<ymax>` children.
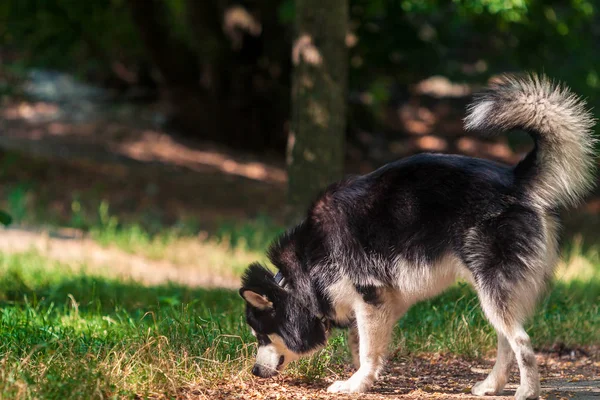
<box><xmin>278</xmin><ymin>355</ymin><xmax>284</xmax><ymax>367</ymax></box>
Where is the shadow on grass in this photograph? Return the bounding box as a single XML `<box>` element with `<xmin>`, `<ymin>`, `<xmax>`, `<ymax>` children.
<box><xmin>0</xmin><ymin>271</ymin><xmax>250</xmax><ymax>361</ymax></box>
<box><xmin>0</xmin><ymin>275</ymin><xmax>251</xmax><ymax>398</ymax></box>
<box><xmin>562</xmin><ymin>210</ymin><xmax>600</xmax><ymax>254</ymax></box>
<box><xmin>399</xmin><ymin>279</ymin><xmax>600</xmax><ymax>355</ymax></box>
<box><xmin>0</xmin><ymin>272</ymin><xmax>240</xmax><ymax>314</ymax></box>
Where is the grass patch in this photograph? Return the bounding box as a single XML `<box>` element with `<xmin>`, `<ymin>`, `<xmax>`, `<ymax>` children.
<box><xmin>0</xmin><ymin>252</ymin><xmax>254</xmax><ymax>398</ymax></box>
<box><xmin>0</xmin><ymin>249</ymin><xmax>598</xmax><ymax>398</ymax></box>
<box><xmin>87</xmin><ymin>209</ymin><xmax>279</xmax><ymax>276</ymax></box>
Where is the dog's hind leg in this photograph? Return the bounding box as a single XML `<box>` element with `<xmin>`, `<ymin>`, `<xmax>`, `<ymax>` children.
<box><xmin>472</xmin><ymin>332</ymin><xmax>514</xmax><ymax>395</ymax></box>
<box><xmin>506</xmin><ymin>325</ymin><xmax>540</xmax><ymax>400</ymax></box>
<box><xmin>473</xmin><ymin>285</ymin><xmax>541</xmax><ymax>400</ymax></box>
<box><xmin>327</xmin><ymin>299</ymin><xmax>399</xmax><ymax>393</ymax></box>
<box><xmin>466</xmin><ymin>209</ymin><xmax>556</xmax><ymax>399</ymax></box>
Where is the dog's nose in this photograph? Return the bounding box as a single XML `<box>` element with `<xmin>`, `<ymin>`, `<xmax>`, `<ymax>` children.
<box><xmin>251</xmin><ymin>364</ymin><xmax>278</xmax><ymax>378</ymax></box>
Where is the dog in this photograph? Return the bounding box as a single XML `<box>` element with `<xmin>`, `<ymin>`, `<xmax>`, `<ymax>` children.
<box><xmin>239</xmin><ymin>74</ymin><xmax>596</xmax><ymax>400</ymax></box>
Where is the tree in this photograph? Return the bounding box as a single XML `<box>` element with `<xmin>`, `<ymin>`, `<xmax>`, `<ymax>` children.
<box><xmin>287</xmin><ymin>0</ymin><xmax>349</xmax><ymax>221</ymax></box>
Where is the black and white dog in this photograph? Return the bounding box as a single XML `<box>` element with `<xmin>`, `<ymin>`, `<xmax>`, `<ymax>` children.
<box><xmin>239</xmin><ymin>74</ymin><xmax>596</xmax><ymax>400</ymax></box>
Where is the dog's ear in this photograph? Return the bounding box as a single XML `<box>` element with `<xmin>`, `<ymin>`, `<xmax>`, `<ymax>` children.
<box><xmin>239</xmin><ymin>288</ymin><xmax>273</xmax><ymax>310</ymax></box>
<box><xmin>240</xmin><ymin>262</ymin><xmax>281</xmax><ymax>310</ymax></box>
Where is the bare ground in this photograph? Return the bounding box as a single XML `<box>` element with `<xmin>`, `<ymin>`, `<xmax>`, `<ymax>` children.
<box><xmin>200</xmin><ymin>351</ymin><xmax>600</xmax><ymax>400</ymax></box>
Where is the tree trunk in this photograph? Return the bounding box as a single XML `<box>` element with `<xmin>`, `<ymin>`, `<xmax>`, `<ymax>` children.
<box><xmin>287</xmin><ymin>0</ymin><xmax>348</xmax><ymax>221</ymax></box>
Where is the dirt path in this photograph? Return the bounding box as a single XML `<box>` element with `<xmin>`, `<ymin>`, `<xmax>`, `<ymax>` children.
<box><xmin>0</xmin><ymin>226</ymin><xmax>240</xmax><ymax>288</ymax></box>
<box><xmin>201</xmin><ymin>352</ymin><xmax>599</xmax><ymax>399</ymax></box>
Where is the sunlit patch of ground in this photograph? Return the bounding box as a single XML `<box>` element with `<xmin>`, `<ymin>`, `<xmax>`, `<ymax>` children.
<box><xmin>0</xmin><ymin>227</ymin><xmax>259</xmax><ymax>288</ymax></box>
<box><xmin>115</xmin><ymin>130</ymin><xmax>285</xmax><ymax>183</ymax></box>
<box><xmin>0</xmin><ymin>99</ymin><xmax>285</xmax><ymax>183</ymax></box>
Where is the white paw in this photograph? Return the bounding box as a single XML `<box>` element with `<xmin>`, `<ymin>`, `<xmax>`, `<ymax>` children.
<box><xmin>514</xmin><ymin>384</ymin><xmax>540</xmax><ymax>400</ymax></box>
<box><xmin>472</xmin><ymin>379</ymin><xmax>502</xmax><ymax>396</ymax></box>
<box><xmin>327</xmin><ymin>378</ymin><xmax>370</xmax><ymax>393</ymax></box>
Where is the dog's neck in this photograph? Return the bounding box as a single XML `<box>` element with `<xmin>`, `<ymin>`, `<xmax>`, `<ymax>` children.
<box><xmin>274</xmin><ymin>269</ymin><xmax>330</xmax><ymax>322</ymax></box>
<box><xmin>269</xmin><ymin>223</ymin><xmax>333</xmax><ymax>327</ymax></box>
<box><xmin>274</xmin><ymin>269</ymin><xmax>331</xmax><ymax>335</ymax></box>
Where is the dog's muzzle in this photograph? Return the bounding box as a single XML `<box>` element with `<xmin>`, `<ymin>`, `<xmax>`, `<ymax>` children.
<box><xmin>252</xmin><ymin>355</ymin><xmax>284</xmax><ymax>378</ymax></box>
<box><xmin>251</xmin><ymin>363</ymin><xmax>279</xmax><ymax>378</ymax></box>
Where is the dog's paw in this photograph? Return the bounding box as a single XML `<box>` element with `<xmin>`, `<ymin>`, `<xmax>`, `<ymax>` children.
<box><xmin>514</xmin><ymin>384</ymin><xmax>540</xmax><ymax>400</ymax></box>
<box><xmin>472</xmin><ymin>380</ymin><xmax>503</xmax><ymax>396</ymax></box>
<box><xmin>326</xmin><ymin>378</ymin><xmax>370</xmax><ymax>393</ymax></box>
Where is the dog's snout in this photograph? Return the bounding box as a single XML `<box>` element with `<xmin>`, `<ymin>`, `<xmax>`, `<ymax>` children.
<box><xmin>251</xmin><ymin>364</ymin><xmax>278</xmax><ymax>378</ymax></box>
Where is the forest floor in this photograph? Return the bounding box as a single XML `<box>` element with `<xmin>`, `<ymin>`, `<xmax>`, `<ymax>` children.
<box><xmin>203</xmin><ymin>351</ymin><xmax>600</xmax><ymax>400</ymax></box>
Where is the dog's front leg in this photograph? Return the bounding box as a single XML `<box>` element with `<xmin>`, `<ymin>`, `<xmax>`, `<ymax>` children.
<box><xmin>348</xmin><ymin>322</ymin><xmax>360</xmax><ymax>369</ymax></box>
<box><xmin>328</xmin><ymin>301</ymin><xmax>396</xmax><ymax>393</ymax></box>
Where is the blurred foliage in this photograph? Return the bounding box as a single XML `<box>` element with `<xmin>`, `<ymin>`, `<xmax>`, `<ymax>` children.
<box><xmin>345</xmin><ymin>0</ymin><xmax>599</xmax><ymax>82</ymax></box>
<box><xmin>0</xmin><ymin>210</ymin><xmax>11</xmax><ymax>226</ymax></box>
<box><xmin>0</xmin><ymin>0</ymin><xmax>143</xmax><ymax>77</ymax></box>
<box><xmin>0</xmin><ymin>0</ymin><xmax>599</xmax><ymax>140</ymax></box>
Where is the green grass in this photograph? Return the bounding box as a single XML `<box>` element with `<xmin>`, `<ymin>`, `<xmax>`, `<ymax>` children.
<box><xmin>88</xmin><ymin>210</ymin><xmax>282</xmax><ymax>266</ymax></box>
<box><xmin>0</xmin><ymin>252</ymin><xmax>253</xmax><ymax>399</ymax></box>
<box><xmin>0</xmin><ymin>247</ymin><xmax>598</xmax><ymax>399</ymax></box>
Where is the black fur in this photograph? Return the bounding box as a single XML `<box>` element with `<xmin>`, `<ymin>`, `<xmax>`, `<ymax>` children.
<box><xmin>241</xmin><ymin>152</ymin><xmax>546</xmax><ymax>350</ymax></box>
<box><xmin>278</xmin><ymin>155</ymin><xmax>528</xmax><ymax>295</ymax></box>
<box><xmin>355</xmin><ymin>285</ymin><xmax>382</xmax><ymax>305</ymax></box>
<box><xmin>240</xmin><ymin>263</ymin><xmax>328</xmax><ymax>353</ymax></box>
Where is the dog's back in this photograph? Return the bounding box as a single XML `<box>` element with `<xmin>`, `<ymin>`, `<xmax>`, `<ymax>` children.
<box><xmin>298</xmin><ymin>75</ymin><xmax>595</xmax><ymax>293</ymax></box>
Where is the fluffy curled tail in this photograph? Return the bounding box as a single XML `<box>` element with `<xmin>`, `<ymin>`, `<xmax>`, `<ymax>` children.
<box><xmin>464</xmin><ymin>73</ymin><xmax>597</xmax><ymax>209</ymax></box>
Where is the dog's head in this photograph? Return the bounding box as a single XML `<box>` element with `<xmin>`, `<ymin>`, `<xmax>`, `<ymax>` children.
<box><xmin>239</xmin><ymin>263</ymin><xmax>329</xmax><ymax>378</ymax></box>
